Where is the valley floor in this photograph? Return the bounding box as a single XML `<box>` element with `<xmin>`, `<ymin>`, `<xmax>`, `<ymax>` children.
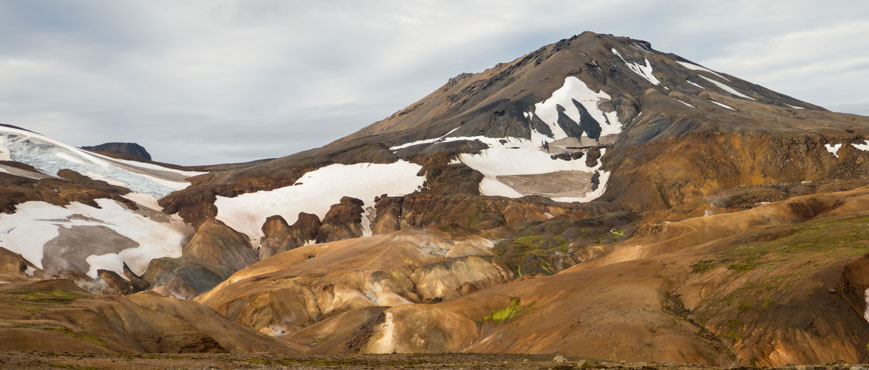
<box><xmin>0</xmin><ymin>351</ymin><xmax>863</xmax><ymax>369</ymax></box>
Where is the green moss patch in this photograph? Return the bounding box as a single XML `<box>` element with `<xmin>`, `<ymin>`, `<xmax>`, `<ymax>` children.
<box><xmin>11</xmin><ymin>321</ymin><xmax>106</xmax><ymax>348</ymax></box>
<box><xmin>720</xmin><ymin>215</ymin><xmax>869</xmax><ymax>273</ymax></box>
<box><xmin>481</xmin><ymin>297</ymin><xmax>533</xmax><ymax>323</ymax></box>
<box><xmin>6</xmin><ymin>287</ymin><xmax>88</xmax><ymax>306</ymax></box>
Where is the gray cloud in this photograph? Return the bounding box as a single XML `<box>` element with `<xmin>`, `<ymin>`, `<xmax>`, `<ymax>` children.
<box><xmin>0</xmin><ymin>0</ymin><xmax>867</xmax><ymax>165</ymax></box>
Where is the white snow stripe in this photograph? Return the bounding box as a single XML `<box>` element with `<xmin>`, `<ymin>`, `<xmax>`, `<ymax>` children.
<box><xmin>675</xmin><ymin>99</ymin><xmax>694</xmax><ymax>108</ymax></box>
<box><xmin>710</xmin><ymin>101</ymin><xmax>736</xmax><ymax>111</ymax></box>
<box><xmin>698</xmin><ymin>75</ymin><xmax>756</xmax><ymax>101</ymax></box>
<box><xmin>676</xmin><ymin>61</ymin><xmax>730</xmax><ymax>81</ymax></box>
<box><xmin>612</xmin><ymin>48</ymin><xmax>660</xmax><ymax>86</ymax></box>
<box><xmin>686</xmin><ymin>80</ymin><xmax>705</xmax><ymax>90</ymax></box>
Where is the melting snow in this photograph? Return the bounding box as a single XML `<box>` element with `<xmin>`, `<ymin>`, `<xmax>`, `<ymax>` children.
<box><xmin>0</xmin><ymin>126</ymin><xmax>205</xmax><ymax>198</ymax></box>
<box><xmin>612</xmin><ymin>48</ymin><xmax>660</xmax><ymax>86</ymax></box>
<box><xmin>459</xmin><ymin>138</ymin><xmax>609</xmax><ymax>203</ymax></box>
<box><xmin>698</xmin><ymin>75</ymin><xmax>756</xmax><ymax>101</ymax></box>
<box><xmin>784</xmin><ymin>103</ymin><xmax>805</xmax><ymax>110</ymax></box>
<box><xmin>686</xmin><ymin>80</ymin><xmax>705</xmax><ymax>90</ymax></box>
<box><xmin>390</xmin><ymin>134</ymin><xmax>490</xmax><ymax>151</ymax></box>
<box><xmin>675</xmin><ymin>99</ymin><xmax>694</xmax><ymax>108</ymax></box>
<box><xmin>215</xmin><ymin>161</ymin><xmax>425</xmax><ymax>246</ymax></box>
<box><xmin>390</xmin><ymin>127</ymin><xmax>462</xmax><ymax>151</ymax></box>
<box><xmin>676</xmin><ymin>61</ymin><xmax>730</xmax><ymax>81</ymax></box>
<box><xmin>532</xmin><ymin>76</ymin><xmax>622</xmax><ymax>140</ymax></box>
<box><xmin>385</xmin><ymin>76</ymin><xmax>618</xmax><ymax>205</ymax></box>
<box><xmin>851</xmin><ymin>140</ymin><xmax>869</xmax><ymax>152</ymax></box>
<box><xmin>710</xmin><ymin>101</ymin><xmax>736</xmax><ymax>111</ymax></box>
<box><xmin>825</xmin><ymin>143</ymin><xmax>843</xmax><ymax>158</ymax></box>
<box><xmin>0</xmin><ymin>199</ymin><xmax>189</xmax><ymax>277</ymax></box>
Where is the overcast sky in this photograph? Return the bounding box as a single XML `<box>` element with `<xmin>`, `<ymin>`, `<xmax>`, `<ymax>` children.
<box><xmin>1</xmin><ymin>1</ymin><xmax>867</xmax><ymax>165</ymax></box>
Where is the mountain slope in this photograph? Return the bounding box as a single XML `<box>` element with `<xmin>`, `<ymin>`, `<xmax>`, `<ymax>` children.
<box><xmin>1</xmin><ymin>31</ymin><xmax>869</xmax><ymax>366</ymax></box>
<box><xmin>160</xmin><ymin>32</ymin><xmax>869</xmax><ymax>238</ymax></box>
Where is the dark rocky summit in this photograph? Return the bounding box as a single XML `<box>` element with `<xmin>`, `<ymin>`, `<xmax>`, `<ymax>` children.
<box><xmin>82</xmin><ymin>142</ymin><xmax>152</xmax><ymax>160</ymax></box>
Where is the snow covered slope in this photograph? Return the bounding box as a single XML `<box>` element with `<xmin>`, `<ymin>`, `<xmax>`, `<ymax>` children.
<box><xmin>0</xmin><ymin>125</ymin><xmax>203</xmax><ymax>279</ymax></box>
<box><xmin>0</xmin><ymin>125</ymin><xmax>204</xmax><ymax>198</ymax></box>
<box><xmin>215</xmin><ymin>161</ymin><xmax>425</xmax><ymax>246</ymax></box>
<box><xmin>0</xmin><ymin>198</ymin><xmax>191</xmax><ymax>278</ymax></box>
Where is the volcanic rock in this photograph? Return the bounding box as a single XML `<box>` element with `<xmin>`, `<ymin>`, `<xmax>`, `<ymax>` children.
<box><xmin>82</xmin><ymin>142</ymin><xmax>152</xmax><ymax>160</ymax></box>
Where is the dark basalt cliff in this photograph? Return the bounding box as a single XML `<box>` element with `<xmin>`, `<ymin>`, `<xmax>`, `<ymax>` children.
<box><xmin>82</xmin><ymin>142</ymin><xmax>152</xmax><ymax>160</ymax></box>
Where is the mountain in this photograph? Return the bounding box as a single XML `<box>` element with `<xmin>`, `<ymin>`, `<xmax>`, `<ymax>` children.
<box><xmin>81</xmin><ymin>142</ymin><xmax>152</xmax><ymax>161</ymax></box>
<box><xmin>1</xmin><ymin>32</ymin><xmax>869</xmax><ymax>367</ymax></box>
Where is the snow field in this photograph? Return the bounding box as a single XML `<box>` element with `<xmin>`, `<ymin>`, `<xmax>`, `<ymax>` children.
<box><xmin>0</xmin><ymin>125</ymin><xmax>205</xmax><ymax>198</ymax></box>
<box><xmin>214</xmin><ymin>161</ymin><xmax>425</xmax><ymax>246</ymax></box>
<box><xmin>612</xmin><ymin>48</ymin><xmax>660</xmax><ymax>86</ymax></box>
<box><xmin>459</xmin><ymin>138</ymin><xmax>609</xmax><ymax>202</ymax></box>
<box><xmin>0</xmin><ymin>198</ymin><xmax>189</xmax><ymax>278</ymax></box>
<box><xmin>532</xmin><ymin>76</ymin><xmax>622</xmax><ymax>140</ymax></box>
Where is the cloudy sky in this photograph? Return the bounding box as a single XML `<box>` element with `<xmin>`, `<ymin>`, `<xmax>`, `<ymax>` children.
<box><xmin>1</xmin><ymin>1</ymin><xmax>867</xmax><ymax>165</ymax></box>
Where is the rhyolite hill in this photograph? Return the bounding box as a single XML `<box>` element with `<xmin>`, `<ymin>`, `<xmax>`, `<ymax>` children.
<box><xmin>0</xmin><ymin>32</ymin><xmax>868</xmax><ymax>367</ymax></box>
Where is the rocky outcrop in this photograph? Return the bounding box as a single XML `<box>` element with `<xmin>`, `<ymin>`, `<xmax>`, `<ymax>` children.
<box><xmin>372</xmin><ymin>192</ymin><xmax>622</xmax><ymax>235</ymax></box>
<box><xmin>82</xmin><ymin>142</ymin><xmax>152</xmax><ymax>160</ymax></box>
<box><xmin>409</xmin><ymin>256</ymin><xmax>510</xmax><ymax>301</ymax></box>
<box><xmin>196</xmin><ymin>230</ymin><xmax>506</xmax><ymax>337</ymax></box>
<box><xmin>0</xmin><ymin>169</ymin><xmax>134</xmax><ymax>214</ymax></box>
<box><xmin>0</xmin><ymin>248</ymin><xmax>44</xmax><ymax>283</ymax></box>
<box><xmin>142</xmin><ymin>219</ymin><xmax>257</xmax><ymax>299</ymax></box>
<box><xmin>363</xmin><ymin>304</ymin><xmax>479</xmax><ymax>353</ymax></box>
<box><xmin>259</xmin><ymin>213</ymin><xmax>322</xmax><ymax>259</ymax></box>
<box><xmin>318</xmin><ymin>196</ymin><xmax>365</xmax><ymax>243</ymax></box>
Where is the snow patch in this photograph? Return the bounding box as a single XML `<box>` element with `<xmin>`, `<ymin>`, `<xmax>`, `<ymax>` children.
<box><xmin>458</xmin><ymin>138</ymin><xmax>608</xmax><ymax>203</ymax></box>
<box><xmin>710</xmin><ymin>101</ymin><xmax>736</xmax><ymax>111</ymax></box>
<box><xmin>389</xmin><ymin>127</ymin><xmax>462</xmax><ymax>151</ymax></box>
<box><xmin>686</xmin><ymin>80</ymin><xmax>705</xmax><ymax>90</ymax></box>
<box><xmin>0</xmin><ymin>199</ymin><xmax>189</xmax><ymax>277</ymax></box>
<box><xmin>0</xmin><ymin>126</ymin><xmax>206</xmax><ymax>198</ymax></box>
<box><xmin>825</xmin><ymin>143</ymin><xmax>843</xmax><ymax>158</ymax></box>
<box><xmin>852</xmin><ymin>140</ymin><xmax>869</xmax><ymax>152</ymax></box>
<box><xmin>612</xmin><ymin>48</ymin><xmax>660</xmax><ymax>85</ymax></box>
<box><xmin>675</xmin><ymin>99</ymin><xmax>694</xmax><ymax>108</ymax></box>
<box><xmin>532</xmin><ymin>76</ymin><xmax>622</xmax><ymax>140</ymax></box>
<box><xmin>698</xmin><ymin>75</ymin><xmax>756</xmax><ymax>101</ymax></box>
<box><xmin>550</xmin><ymin>170</ymin><xmax>610</xmax><ymax>203</ymax></box>
<box><xmin>784</xmin><ymin>103</ymin><xmax>804</xmax><ymax>110</ymax></box>
<box><xmin>676</xmin><ymin>61</ymin><xmax>730</xmax><ymax>81</ymax></box>
<box><xmin>215</xmin><ymin>161</ymin><xmax>424</xmax><ymax>246</ymax></box>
